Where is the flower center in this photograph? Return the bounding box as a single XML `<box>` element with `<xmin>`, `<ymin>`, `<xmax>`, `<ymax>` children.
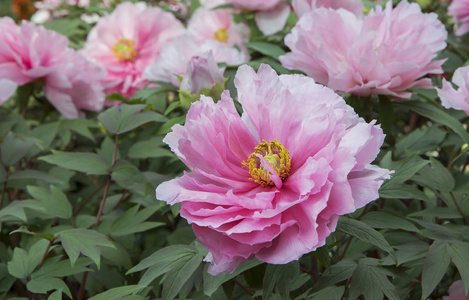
<box><xmin>213</xmin><ymin>28</ymin><xmax>228</xmax><ymax>42</ymax></box>
<box><xmin>112</xmin><ymin>38</ymin><xmax>138</xmax><ymax>62</ymax></box>
<box><xmin>243</xmin><ymin>140</ymin><xmax>291</xmax><ymax>187</ymax></box>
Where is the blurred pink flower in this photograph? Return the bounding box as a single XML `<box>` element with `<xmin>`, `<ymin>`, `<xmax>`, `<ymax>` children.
<box><xmin>443</xmin><ymin>280</ymin><xmax>469</xmax><ymax>300</ymax></box>
<box><xmin>143</xmin><ymin>36</ymin><xmax>247</xmax><ymax>87</ymax></box>
<box><xmin>187</xmin><ymin>4</ymin><xmax>250</xmax><ymax>53</ymax></box>
<box><xmin>292</xmin><ymin>0</ymin><xmax>364</xmax><ymax>19</ymax></box>
<box><xmin>228</xmin><ymin>0</ymin><xmax>290</xmax><ymax>35</ymax></box>
<box><xmin>280</xmin><ymin>0</ymin><xmax>447</xmax><ymax>98</ymax></box>
<box><xmin>448</xmin><ymin>0</ymin><xmax>469</xmax><ymax>36</ymax></box>
<box><xmin>436</xmin><ymin>66</ymin><xmax>469</xmax><ymax>115</ymax></box>
<box><xmin>180</xmin><ymin>51</ymin><xmax>224</xmax><ymax>95</ymax></box>
<box><xmin>81</xmin><ymin>2</ymin><xmax>185</xmax><ymax>100</ymax></box>
<box><xmin>0</xmin><ymin>17</ymin><xmax>105</xmax><ymax>118</ymax></box>
<box><xmin>156</xmin><ymin>64</ymin><xmax>391</xmax><ymax>274</ymax></box>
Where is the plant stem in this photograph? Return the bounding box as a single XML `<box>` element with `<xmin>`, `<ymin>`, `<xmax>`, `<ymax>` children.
<box><xmin>38</xmin><ymin>236</ymin><xmax>58</xmax><ymax>266</ymax></box>
<box><xmin>232</xmin><ymin>278</ymin><xmax>253</xmax><ymax>297</ymax></box>
<box><xmin>78</xmin><ymin>272</ymin><xmax>88</xmax><ymax>300</ymax></box>
<box><xmin>94</xmin><ymin>134</ymin><xmax>119</xmax><ymax>226</ymax></box>
<box><xmin>74</xmin><ymin>181</ymin><xmax>106</xmax><ymax>216</ymax></box>
<box><xmin>450</xmin><ymin>191</ymin><xmax>468</xmax><ymax>225</ymax></box>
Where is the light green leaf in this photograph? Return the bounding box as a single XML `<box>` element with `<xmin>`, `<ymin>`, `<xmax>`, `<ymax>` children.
<box><xmin>87</xmin><ymin>285</ymin><xmax>146</xmax><ymax>300</ymax></box>
<box><xmin>47</xmin><ymin>290</ymin><xmax>62</xmax><ymax>300</ymax></box>
<box><xmin>32</xmin><ymin>256</ymin><xmax>91</xmax><ymax>279</ymax></box>
<box><xmin>421</xmin><ymin>241</ymin><xmax>451</xmax><ymax>300</ymax></box>
<box><xmin>6</xmin><ymin>170</ymin><xmax>61</xmax><ymax>184</ymax></box>
<box><xmin>130</xmin><ymin>86</ymin><xmax>175</xmax><ymax>101</ymax></box>
<box><xmin>98</xmin><ymin>104</ymin><xmax>167</xmax><ymax>135</ymax></box>
<box><xmin>59</xmin><ymin>228</ymin><xmax>115</xmax><ymax>269</ymax></box>
<box><xmin>337</xmin><ymin>218</ymin><xmax>397</xmax><ymax>263</ymax></box>
<box><xmin>60</xmin><ymin>118</ymin><xmax>98</xmax><ymax>142</ymax></box>
<box><xmin>156</xmin><ymin>115</ymin><xmax>186</xmax><ymax>135</ymax></box>
<box><xmin>10</xmin><ymin>226</ymin><xmax>55</xmax><ymax>241</ymax></box>
<box><xmin>413</xmin><ymin>157</ymin><xmax>455</xmax><ymax>191</ymax></box>
<box><xmin>40</xmin><ymin>150</ymin><xmax>109</xmax><ymax>175</ymax></box>
<box><xmin>246</xmin><ymin>42</ymin><xmax>286</xmax><ymax>59</ymax></box>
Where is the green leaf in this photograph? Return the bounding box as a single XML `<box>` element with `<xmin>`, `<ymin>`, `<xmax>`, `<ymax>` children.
<box><xmin>98</xmin><ymin>104</ymin><xmax>167</xmax><ymax>135</ymax></box>
<box><xmin>161</xmin><ymin>252</ymin><xmax>203</xmax><ymax>300</ymax></box>
<box><xmin>309</xmin><ymin>286</ymin><xmax>344</xmax><ymax>300</ymax></box>
<box><xmin>127</xmin><ymin>137</ymin><xmax>174</xmax><ymax>159</ymax></box>
<box><xmin>0</xmin><ymin>132</ymin><xmax>35</xmax><ymax>166</ymax></box>
<box><xmin>156</xmin><ymin>115</ymin><xmax>186</xmax><ymax>135</ymax></box>
<box><xmin>27</xmin><ymin>277</ymin><xmax>71</xmax><ymax>298</ymax></box>
<box><xmin>349</xmin><ymin>261</ymin><xmax>399</xmax><ymax>300</ymax></box>
<box><xmin>32</xmin><ymin>256</ymin><xmax>91</xmax><ymax>279</ymax></box>
<box><xmin>398</xmin><ymin>100</ymin><xmax>469</xmax><ymax>144</ymax></box>
<box><xmin>203</xmin><ymin>259</ymin><xmax>263</xmax><ymax>296</ymax></box>
<box><xmin>59</xmin><ymin>228</ymin><xmax>115</xmax><ymax>269</ymax></box>
<box><xmin>394</xmin><ymin>125</ymin><xmax>446</xmax><ymax>158</ymax></box>
<box><xmin>421</xmin><ymin>241</ymin><xmax>451</xmax><ymax>300</ymax></box>
<box><xmin>87</xmin><ymin>285</ymin><xmax>146</xmax><ymax>300</ymax></box>
<box><xmin>337</xmin><ymin>218</ymin><xmax>397</xmax><ymax>263</ymax></box>
<box><xmin>109</xmin><ymin>205</ymin><xmax>164</xmax><ymax>236</ymax></box>
<box><xmin>0</xmin><ymin>200</ymin><xmax>36</xmax><ymax>222</ymax></box>
<box><xmin>7</xmin><ymin>240</ymin><xmax>49</xmax><ymax>279</ymax></box>
<box><xmin>380</xmin><ymin>241</ymin><xmax>429</xmax><ymax>266</ymax></box>
<box><xmin>47</xmin><ymin>290</ymin><xmax>62</xmax><ymax>300</ymax></box>
<box><xmin>381</xmin><ymin>156</ymin><xmax>429</xmax><ymax>187</ymax></box>
<box><xmin>26</xmin><ymin>185</ymin><xmax>72</xmax><ymax>219</ymax></box>
<box><xmin>246</xmin><ymin>42</ymin><xmax>286</xmax><ymax>59</ymax></box>
<box><xmin>10</xmin><ymin>226</ymin><xmax>55</xmax><ymax>241</ymax></box>
<box><xmin>6</xmin><ymin>170</ymin><xmax>61</xmax><ymax>184</ymax></box>
<box><xmin>413</xmin><ymin>157</ymin><xmax>455</xmax><ymax>191</ymax></box>
<box><xmin>60</xmin><ymin>119</ymin><xmax>98</xmax><ymax>142</ymax></box>
<box><xmin>313</xmin><ymin>245</ymin><xmax>331</xmax><ymax>272</ymax></box>
<box><xmin>448</xmin><ymin>241</ymin><xmax>469</xmax><ymax>295</ymax></box>
<box><xmin>377</xmin><ymin>96</ymin><xmax>394</xmax><ymax>136</ymax></box>
<box><xmin>408</xmin><ymin>207</ymin><xmax>463</xmax><ymax>219</ymax></box>
<box><xmin>130</xmin><ymin>86</ymin><xmax>175</xmax><ymax>101</ymax></box>
<box><xmin>361</xmin><ymin>212</ymin><xmax>419</xmax><ymax>232</ymax></box>
<box><xmin>263</xmin><ymin>261</ymin><xmax>299</xmax><ymax>300</ymax></box>
<box><xmin>40</xmin><ymin>150</ymin><xmax>109</xmax><ymax>175</ymax></box>
<box><xmin>311</xmin><ymin>260</ymin><xmax>357</xmax><ymax>293</ymax></box>
<box><xmin>379</xmin><ymin>183</ymin><xmax>430</xmax><ymax>202</ymax></box>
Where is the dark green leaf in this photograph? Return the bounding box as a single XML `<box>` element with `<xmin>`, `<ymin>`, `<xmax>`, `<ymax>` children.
<box><xmin>421</xmin><ymin>241</ymin><xmax>451</xmax><ymax>300</ymax></box>
<box><xmin>156</xmin><ymin>115</ymin><xmax>186</xmax><ymax>135</ymax></box>
<box><xmin>413</xmin><ymin>157</ymin><xmax>455</xmax><ymax>191</ymax></box>
<box><xmin>130</xmin><ymin>87</ymin><xmax>175</xmax><ymax>101</ymax></box>
<box><xmin>0</xmin><ymin>132</ymin><xmax>35</xmax><ymax>166</ymax></box>
<box><xmin>7</xmin><ymin>240</ymin><xmax>49</xmax><ymax>279</ymax></box>
<box><xmin>59</xmin><ymin>228</ymin><xmax>115</xmax><ymax>269</ymax></box>
<box><xmin>128</xmin><ymin>137</ymin><xmax>174</xmax><ymax>159</ymax></box>
<box><xmin>60</xmin><ymin>119</ymin><xmax>98</xmax><ymax>142</ymax></box>
<box><xmin>398</xmin><ymin>100</ymin><xmax>469</xmax><ymax>144</ymax></box>
<box><xmin>162</xmin><ymin>252</ymin><xmax>203</xmax><ymax>300</ymax></box>
<box><xmin>6</xmin><ymin>170</ymin><xmax>61</xmax><ymax>184</ymax></box>
<box><xmin>311</xmin><ymin>260</ymin><xmax>357</xmax><ymax>293</ymax></box>
<box><xmin>98</xmin><ymin>104</ymin><xmax>167</xmax><ymax>135</ymax></box>
<box><xmin>448</xmin><ymin>241</ymin><xmax>469</xmax><ymax>295</ymax></box>
<box><xmin>203</xmin><ymin>259</ymin><xmax>263</xmax><ymax>296</ymax></box>
<box><xmin>26</xmin><ymin>185</ymin><xmax>72</xmax><ymax>219</ymax></box>
<box><xmin>349</xmin><ymin>261</ymin><xmax>399</xmax><ymax>300</ymax></box>
<box><xmin>110</xmin><ymin>205</ymin><xmax>164</xmax><ymax>236</ymax></box>
<box><xmin>40</xmin><ymin>150</ymin><xmax>109</xmax><ymax>175</ymax></box>
<box><xmin>337</xmin><ymin>218</ymin><xmax>397</xmax><ymax>263</ymax></box>
<box><xmin>263</xmin><ymin>261</ymin><xmax>299</xmax><ymax>300</ymax></box>
<box><xmin>87</xmin><ymin>285</ymin><xmax>146</xmax><ymax>300</ymax></box>
<box><xmin>27</xmin><ymin>277</ymin><xmax>71</xmax><ymax>298</ymax></box>
<box><xmin>309</xmin><ymin>286</ymin><xmax>344</xmax><ymax>300</ymax></box>
<box><xmin>361</xmin><ymin>212</ymin><xmax>419</xmax><ymax>232</ymax></box>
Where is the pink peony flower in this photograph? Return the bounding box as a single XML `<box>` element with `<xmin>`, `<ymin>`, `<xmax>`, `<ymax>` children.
<box><xmin>180</xmin><ymin>51</ymin><xmax>225</xmax><ymax>95</ymax></box>
<box><xmin>448</xmin><ymin>0</ymin><xmax>469</xmax><ymax>36</ymax></box>
<box><xmin>292</xmin><ymin>0</ymin><xmax>364</xmax><ymax>19</ymax></box>
<box><xmin>143</xmin><ymin>36</ymin><xmax>248</xmax><ymax>87</ymax></box>
<box><xmin>81</xmin><ymin>2</ymin><xmax>185</xmax><ymax>100</ymax></box>
<box><xmin>155</xmin><ymin>64</ymin><xmax>391</xmax><ymax>274</ymax></box>
<box><xmin>187</xmin><ymin>4</ymin><xmax>250</xmax><ymax>53</ymax></box>
<box><xmin>280</xmin><ymin>0</ymin><xmax>447</xmax><ymax>98</ymax></box>
<box><xmin>0</xmin><ymin>17</ymin><xmax>105</xmax><ymax>118</ymax></box>
<box><xmin>443</xmin><ymin>280</ymin><xmax>469</xmax><ymax>300</ymax></box>
<box><xmin>436</xmin><ymin>66</ymin><xmax>469</xmax><ymax>115</ymax></box>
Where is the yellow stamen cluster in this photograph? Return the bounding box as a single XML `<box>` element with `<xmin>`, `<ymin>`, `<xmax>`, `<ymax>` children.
<box><xmin>242</xmin><ymin>140</ymin><xmax>291</xmax><ymax>187</ymax></box>
<box><xmin>213</xmin><ymin>28</ymin><xmax>228</xmax><ymax>42</ymax></box>
<box><xmin>112</xmin><ymin>38</ymin><xmax>138</xmax><ymax>62</ymax></box>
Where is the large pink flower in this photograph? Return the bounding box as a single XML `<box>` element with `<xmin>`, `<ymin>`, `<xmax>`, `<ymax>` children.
<box><xmin>0</xmin><ymin>17</ymin><xmax>105</xmax><ymax>118</ymax></box>
<box><xmin>81</xmin><ymin>2</ymin><xmax>185</xmax><ymax>99</ymax></box>
<box><xmin>292</xmin><ymin>0</ymin><xmax>364</xmax><ymax>19</ymax></box>
<box><xmin>155</xmin><ymin>64</ymin><xmax>391</xmax><ymax>274</ymax></box>
<box><xmin>436</xmin><ymin>66</ymin><xmax>469</xmax><ymax>115</ymax></box>
<box><xmin>280</xmin><ymin>0</ymin><xmax>447</xmax><ymax>98</ymax></box>
<box><xmin>448</xmin><ymin>0</ymin><xmax>469</xmax><ymax>36</ymax></box>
